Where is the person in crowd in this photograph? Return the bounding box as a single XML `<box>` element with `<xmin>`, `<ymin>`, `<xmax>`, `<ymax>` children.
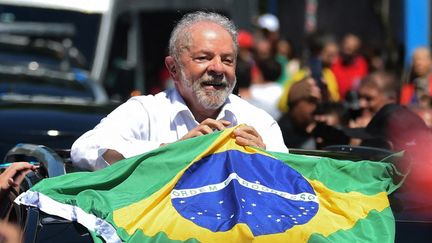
<box><xmin>275</xmin><ymin>38</ymin><xmax>300</xmax><ymax>86</ymax></box>
<box><xmin>310</xmin><ymin>71</ymin><xmax>397</xmax><ymax>148</ymax></box>
<box><xmin>71</xmin><ymin>11</ymin><xmax>288</xmax><ymax>171</ymax></box>
<box><xmin>312</xmin><ymin>102</ymin><xmax>350</xmax><ymax>149</ymax></box>
<box><xmin>400</xmin><ymin>47</ymin><xmax>432</xmax><ymax>108</ymax></box>
<box><xmin>411</xmin><ymin>106</ymin><xmax>432</xmax><ymax>128</ymax></box>
<box><xmin>278</xmin><ymin>33</ymin><xmax>340</xmax><ymax>113</ymax></box>
<box><xmin>350</xmin><ymin>71</ymin><xmax>398</xmax><ymax>129</ymax></box>
<box><xmin>242</xmin><ymin>58</ymin><xmax>283</xmax><ymax>120</ymax></box>
<box><xmin>256</xmin><ymin>13</ymin><xmax>280</xmax><ymax>52</ymax></box>
<box><xmin>331</xmin><ymin>33</ymin><xmax>368</xmax><ymax>100</ymax></box>
<box><xmin>0</xmin><ymin>162</ymin><xmax>38</xmax><ymax>243</ymax></box>
<box><xmin>342</xmin><ymin>104</ymin><xmax>432</xmax><ymax>217</ymax></box>
<box><xmin>234</xmin><ymin>30</ymin><xmax>259</xmax><ymax>95</ymax></box>
<box><xmin>278</xmin><ymin>77</ymin><xmax>322</xmax><ymax>149</ymax></box>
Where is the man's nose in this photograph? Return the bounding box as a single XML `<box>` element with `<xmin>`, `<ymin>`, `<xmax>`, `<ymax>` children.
<box><xmin>207</xmin><ymin>57</ymin><xmax>224</xmax><ymax>74</ymax></box>
<box><xmin>358</xmin><ymin>97</ymin><xmax>368</xmax><ymax>108</ymax></box>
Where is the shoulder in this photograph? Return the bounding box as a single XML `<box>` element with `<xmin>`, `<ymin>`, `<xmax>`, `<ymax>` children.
<box><xmin>126</xmin><ymin>90</ymin><xmax>171</xmax><ymax>107</ymax></box>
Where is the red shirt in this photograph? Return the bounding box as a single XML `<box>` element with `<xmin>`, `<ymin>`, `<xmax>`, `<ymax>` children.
<box><xmin>400</xmin><ymin>74</ymin><xmax>432</xmax><ymax>105</ymax></box>
<box><xmin>331</xmin><ymin>55</ymin><xmax>368</xmax><ymax>100</ymax></box>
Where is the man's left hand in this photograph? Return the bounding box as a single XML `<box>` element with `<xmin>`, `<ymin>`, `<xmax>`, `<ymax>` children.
<box><xmin>233</xmin><ymin>125</ymin><xmax>266</xmax><ymax>149</ymax></box>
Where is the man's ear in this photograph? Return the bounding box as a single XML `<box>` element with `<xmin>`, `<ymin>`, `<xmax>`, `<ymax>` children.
<box><xmin>165</xmin><ymin>56</ymin><xmax>178</xmax><ymax>79</ymax></box>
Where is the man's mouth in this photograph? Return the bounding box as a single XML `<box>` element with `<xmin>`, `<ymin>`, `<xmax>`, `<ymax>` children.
<box><xmin>201</xmin><ymin>80</ymin><xmax>228</xmax><ymax>89</ymax></box>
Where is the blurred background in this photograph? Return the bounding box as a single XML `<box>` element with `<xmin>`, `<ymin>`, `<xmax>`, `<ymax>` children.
<box><xmin>0</xmin><ymin>0</ymin><xmax>426</xmax><ymax>99</ymax></box>
<box><xmin>0</xmin><ymin>0</ymin><xmax>431</xmax><ymax>157</ymax></box>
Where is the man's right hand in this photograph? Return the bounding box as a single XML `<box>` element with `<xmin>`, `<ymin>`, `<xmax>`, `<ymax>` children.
<box><xmin>103</xmin><ymin>149</ymin><xmax>126</xmax><ymax>165</ymax></box>
<box><xmin>180</xmin><ymin>119</ymin><xmax>231</xmax><ymax>141</ymax></box>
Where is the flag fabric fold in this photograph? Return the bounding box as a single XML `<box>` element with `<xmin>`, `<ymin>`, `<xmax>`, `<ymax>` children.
<box><xmin>16</xmin><ymin>126</ymin><xmax>400</xmax><ymax>242</ymax></box>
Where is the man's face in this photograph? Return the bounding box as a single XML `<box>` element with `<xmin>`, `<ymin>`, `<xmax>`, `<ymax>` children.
<box><xmin>358</xmin><ymin>85</ymin><xmax>389</xmax><ymax>115</ymax></box>
<box><xmin>412</xmin><ymin>48</ymin><xmax>432</xmax><ymax>77</ymax></box>
<box><xmin>176</xmin><ymin>22</ymin><xmax>236</xmax><ymax>110</ymax></box>
<box><xmin>321</xmin><ymin>42</ymin><xmax>339</xmax><ymax>67</ymax></box>
<box><xmin>342</xmin><ymin>34</ymin><xmax>360</xmax><ymax>55</ymax></box>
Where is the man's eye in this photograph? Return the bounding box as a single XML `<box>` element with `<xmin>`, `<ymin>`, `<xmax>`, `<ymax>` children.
<box><xmin>195</xmin><ymin>56</ymin><xmax>208</xmax><ymax>62</ymax></box>
<box><xmin>223</xmin><ymin>59</ymin><xmax>234</xmax><ymax>65</ymax></box>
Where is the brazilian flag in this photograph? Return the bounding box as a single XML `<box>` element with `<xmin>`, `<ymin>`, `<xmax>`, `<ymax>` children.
<box><xmin>17</xmin><ymin>126</ymin><xmax>400</xmax><ymax>242</ymax></box>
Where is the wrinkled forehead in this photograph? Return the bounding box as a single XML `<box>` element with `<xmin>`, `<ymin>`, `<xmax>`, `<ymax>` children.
<box><xmin>413</xmin><ymin>48</ymin><xmax>432</xmax><ymax>60</ymax></box>
<box><xmin>181</xmin><ymin>22</ymin><xmax>235</xmax><ymax>50</ymax></box>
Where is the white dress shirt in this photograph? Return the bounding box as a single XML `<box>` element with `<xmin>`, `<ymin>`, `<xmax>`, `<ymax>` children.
<box><xmin>71</xmin><ymin>88</ymin><xmax>288</xmax><ymax>171</ymax></box>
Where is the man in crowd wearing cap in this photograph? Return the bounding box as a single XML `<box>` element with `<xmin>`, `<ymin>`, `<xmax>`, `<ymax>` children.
<box><xmin>278</xmin><ymin>77</ymin><xmax>322</xmax><ymax>149</ymax></box>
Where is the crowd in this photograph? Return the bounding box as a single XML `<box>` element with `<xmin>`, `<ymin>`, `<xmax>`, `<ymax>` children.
<box><xmin>228</xmin><ymin>14</ymin><xmax>432</xmax><ymax>154</ymax></box>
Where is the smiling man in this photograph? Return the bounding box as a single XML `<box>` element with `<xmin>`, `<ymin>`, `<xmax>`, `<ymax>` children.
<box><xmin>71</xmin><ymin>11</ymin><xmax>288</xmax><ymax>171</ymax></box>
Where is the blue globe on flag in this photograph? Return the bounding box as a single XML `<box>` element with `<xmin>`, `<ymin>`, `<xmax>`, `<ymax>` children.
<box><xmin>171</xmin><ymin>150</ymin><xmax>319</xmax><ymax>236</ymax></box>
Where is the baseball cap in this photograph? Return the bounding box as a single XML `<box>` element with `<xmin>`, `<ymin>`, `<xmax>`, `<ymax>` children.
<box><xmin>237</xmin><ymin>30</ymin><xmax>254</xmax><ymax>49</ymax></box>
<box><xmin>257</xmin><ymin>13</ymin><xmax>280</xmax><ymax>32</ymax></box>
<box><xmin>288</xmin><ymin>78</ymin><xmax>322</xmax><ymax>106</ymax></box>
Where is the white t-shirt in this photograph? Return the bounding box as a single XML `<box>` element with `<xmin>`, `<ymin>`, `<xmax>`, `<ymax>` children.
<box><xmin>248</xmin><ymin>82</ymin><xmax>283</xmax><ymax>120</ymax></box>
<box><xmin>71</xmin><ymin>88</ymin><xmax>288</xmax><ymax>171</ymax></box>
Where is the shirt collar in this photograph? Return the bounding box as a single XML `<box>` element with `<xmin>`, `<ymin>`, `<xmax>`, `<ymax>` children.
<box><xmin>169</xmin><ymin>88</ymin><xmax>191</xmax><ymax>113</ymax></box>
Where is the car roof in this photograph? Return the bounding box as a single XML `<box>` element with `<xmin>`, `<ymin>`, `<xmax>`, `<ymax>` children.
<box><xmin>0</xmin><ymin>0</ymin><xmax>110</xmax><ymax>14</ymax></box>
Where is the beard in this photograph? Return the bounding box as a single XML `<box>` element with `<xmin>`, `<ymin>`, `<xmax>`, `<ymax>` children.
<box><xmin>180</xmin><ymin>70</ymin><xmax>236</xmax><ymax>110</ymax></box>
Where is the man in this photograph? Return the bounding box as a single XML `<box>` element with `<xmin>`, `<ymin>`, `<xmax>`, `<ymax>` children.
<box><xmin>71</xmin><ymin>11</ymin><xmax>288</xmax><ymax>171</ymax></box>
<box><xmin>351</xmin><ymin>71</ymin><xmax>398</xmax><ymax>128</ymax></box>
<box><xmin>278</xmin><ymin>33</ymin><xmax>340</xmax><ymax>113</ymax></box>
<box><xmin>241</xmin><ymin>57</ymin><xmax>283</xmax><ymax>120</ymax></box>
<box><xmin>278</xmin><ymin>77</ymin><xmax>322</xmax><ymax>149</ymax></box>
<box><xmin>331</xmin><ymin>33</ymin><xmax>368</xmax><ymax>100</ymax></box>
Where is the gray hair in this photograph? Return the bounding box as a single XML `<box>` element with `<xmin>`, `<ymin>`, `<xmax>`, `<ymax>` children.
<box><xmin>168</xmin><ymin>11</ymin><xmax>238</xmax><ymax>63</ymax></box>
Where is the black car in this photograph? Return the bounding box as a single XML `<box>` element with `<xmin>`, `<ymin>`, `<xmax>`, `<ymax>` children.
<box><xmin>0</xmin><ymin>21</ymin><xmax>118</xmax><ymax>160</ymax></box>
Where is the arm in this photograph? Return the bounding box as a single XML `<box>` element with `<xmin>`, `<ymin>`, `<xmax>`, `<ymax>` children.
<box><xmin>71</xmin><ymin>98</ymin><xmax>161</xmax><ymax>171</ymax></box>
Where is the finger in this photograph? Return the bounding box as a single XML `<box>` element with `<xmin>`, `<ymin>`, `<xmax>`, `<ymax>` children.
<box><xmin>233</xmin><ymin>127</ymin><xmax>266</xmax><ymax>149</ymax></box>
<box><xmin>3</xmin><ymin>162</ymin><xmax>35</xmax><ymax>179</ymax></box>
<box><xmin>3</xmin><ymin>162</ymin><xmax>36</xmax><ymax>179</ymax></box>
<box><xmin>180</xmin><ymin>130</ymin><xmax>204</xmax><ymax>140</ymax></box>
<box><xmin>234</xmin><ymin>126</ymin><xmax>262</xmax><ymax>140</ymax></box>
<box><xmin>201</xmin><ymin>118</ymin><xmax>229</xmax><ymax>131</ymax></box>
<box><xmin>8</xmin><ymin>162</ymin><xmax>36</xmax><ymax>172</ymax></box>
<box><xmin>235</xmin><ymin>136</ymin><xmax>266</xmax><ymax>149</ymax></box>
<box><xmin>8</xmin><ymin>177</ymin><xmax>17</xmax><ymax>187</ymax></box>
<box><xmin>218</xmin><ymin>119</ymin><xmax>231</xmax><ymax>127</ymax></box>
<box><xmin>197</xmin><ymin>124</ymin><xmax>214</xmax><ymax>134</ymax></box>
<box><xmin>13</xmin><ymin>169</ymin><xmax>32</xmax><ymax>187</ymax></box>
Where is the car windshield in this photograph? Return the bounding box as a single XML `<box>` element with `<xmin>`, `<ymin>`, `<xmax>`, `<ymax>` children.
<box><xmin>0</xmin><ymin>4</ymin><xmax>102</xmax><ymax>70</ymax></box>
<box><xmin>0</xmin><ymin>3</ymin><xmax>108</xmax><ymax>104</ymax></box>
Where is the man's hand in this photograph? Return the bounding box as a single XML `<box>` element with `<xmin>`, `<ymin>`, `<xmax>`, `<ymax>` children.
<box><xmin>0</xmin><ymin>162</ymin><xmax>37</xmax><ymax>192</ymax></box>
<box><xmin>233</xmin><ymin>125</ymin><xmax>266</xmax><ymax>149</ymax></box>
<box><xmin>180</xmin><ymin>119</ymin><xmax>231</xmax><ymax>141</ymax></box>
<box><xmin>103</xmin><ymin>149</ymin><xmax>125</xmax><ymax>165</ymax></box>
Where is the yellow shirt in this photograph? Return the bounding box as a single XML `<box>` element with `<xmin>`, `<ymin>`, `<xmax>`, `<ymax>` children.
<box><xmin>278</xmin><ymin>68</ymin><xmax>340</xmax><ymax>113</ymax></box>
